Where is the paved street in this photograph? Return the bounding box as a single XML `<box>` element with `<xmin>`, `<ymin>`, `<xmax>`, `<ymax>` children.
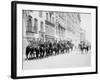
<box><xmin>23</xmin><ymin>50</ymin><xmax>91</xmax><ymax>70</ymax></box>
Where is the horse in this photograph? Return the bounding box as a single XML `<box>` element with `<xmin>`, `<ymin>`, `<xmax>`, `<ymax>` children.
<box><xmin>26</xmin><ymin>45</ymin><xmax>31</xmax><ymax>60</ymax></box>
<box><xmin>78</xmin><ymin>43</ymin><xmax>90</xmax><ymax>54</ymax></box>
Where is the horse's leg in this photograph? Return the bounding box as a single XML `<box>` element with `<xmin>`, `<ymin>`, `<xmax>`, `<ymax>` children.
<box><xmin>68</xmin><ymin>48</ymin><xmax>69</xmax><ymax>54</ymax></box>
<box><xmin>86</xmin><ymin>47</ymin><xmax>88</xmax><ymax>54</ymax></box>
<box><xmin>26</xmin><ymin>54</ymin><xmax>28</xmax><ymax>60</ymax></box>
<box><xmin>26</xmin><ymin>52</ymin><xmax>28</xmax><ymax>60</ymax></box>
<box><xmin>81</xmin><ymin>48</ymin><xmax>83</xmax><ymax>54</ymax></box>
<box><xmin>36</xmin><ymin>51</ymin><xmax>38</xmax><ymax>59</ymax></box>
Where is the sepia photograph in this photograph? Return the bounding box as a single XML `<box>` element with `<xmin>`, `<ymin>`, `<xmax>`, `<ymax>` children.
<box><xmin>11</xmin><ymin>1</ymin><xmax>97</xmax><ymax>79</ymax></box>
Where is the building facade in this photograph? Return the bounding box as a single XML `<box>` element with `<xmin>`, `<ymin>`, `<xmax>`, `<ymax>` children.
<box><xmin>45</xmin><ymin>11</ymin><xmax>55</xmax><ymax>42</ymax></box>
<box><xmin>23</xmin><ymin>10</ymin><xmax>85</xmax><ymax>45</ymax></box>
<box><xmin>23</xmin><ymin>10</ymin><xmax>45</xmax><ymax>42</ymax></box>
<box><xmin>54</xmin><ymin>12</ymin><xmax>67</xmax><ymax>41</ymax></box>
<box><xmin>65</xmin><ymin>12</ymin><xmax>85</xmax><ymax>45</ymax></box>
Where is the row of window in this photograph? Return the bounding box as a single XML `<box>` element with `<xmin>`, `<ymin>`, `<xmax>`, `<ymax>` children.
<box><xmin>56</xmin><ymin>24</ymin><xmax>66</xmax><ymax>37</ymax></box>
<box><xmin>26</xmin><ymin>15</ymin><xmax>44</xmax><ymax>33</ymax></box>
<box><xmin>39</xmin><ymin>11</ymin><xmax>54</xmax><ymax>24</ymax></box>
<box><xmin>46</xmin><ymin>12</ymin><xmax>54</xmax><ymax>24</ymax></box>
<box><xmin>26</xmin><ymin>12</ymin><xmax>65</xmax><ymax>35</ymax></box>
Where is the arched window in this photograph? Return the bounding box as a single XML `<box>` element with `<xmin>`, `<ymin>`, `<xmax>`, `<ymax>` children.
<box><xmin>52</xmin><ymin>17</ymin><xmax>54</xmax><ymax>24</ymax></box>
<box><xmin>26</xmin><ymin>15</ymin><xmax>32</xmax><ymax>32</ymax></box>
<box><xmin>46</xmin><ymin>13</ymin><xmax>48</xmax><ymax>20</ymax></box>
<box><xmin>34</xmin><ymin>18</ymin><xmax>38</xmax><ymax>33</ymax></box>
<box><xmin>40</xmin><ymin>21</ymin><xmax>43</xmax><ymax>32</ymax></box>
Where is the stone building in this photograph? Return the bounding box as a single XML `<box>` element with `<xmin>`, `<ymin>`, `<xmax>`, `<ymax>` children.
<box><xmin>23</xmin><ymin>10</ymin><xmax>85</xmax><ymax>45</ymax></box>
<box><xmin>65</xmin><ymin>12</ymin><xmax>85</xmax><ymax>44</ymax></box>
<box><xmin>54</xmin><ymin>12</ymin><xmax>67</xmax><ymax>41</ymax></box>
<box><xmin>23</xmin><ymin>10</ymin><xmax>57</xmax><ymax>43</ymax></box>
<box><xmin>23</xmin><ymin>10</ymin><xmax>46</xmax><ymax>42</ymax></box>
<box><xmin>45</xmin><ymin>11</ymin><xmax>55</xmax><ymax>42</ymax></box>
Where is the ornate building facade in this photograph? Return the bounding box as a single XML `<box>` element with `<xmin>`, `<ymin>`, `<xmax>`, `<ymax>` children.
<box><xmin>65</xmin><ymin>12</ymin><xmax>85</xmax><ymax>44</ymax></box>
<box><xmin>23</xmin><ymin>10</ymin><xmax>45</xmax><ymax>41</ymax></box>
<box><xmin>23</xmin><ymin>10</ymin><xmax>85</xmax><ymax>45</ymax></box>
<box><xmin>45</xmin><ymin>11</ymin><xmax>55</xmax><ymax>42</ymax></box>
<box><xmin>54</xmin><ymin>12</ymin><xmax>67</xmax><ymax>41</ymax></box>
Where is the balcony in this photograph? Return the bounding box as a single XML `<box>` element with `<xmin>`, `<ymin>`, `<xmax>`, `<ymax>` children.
<box><xmin>45</xmin><ymin>20</ymin><xmax>55</xmax><ymax>27</ymax></box>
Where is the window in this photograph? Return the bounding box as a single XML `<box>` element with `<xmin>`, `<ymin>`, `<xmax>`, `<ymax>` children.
<box><xmin>26</xmin><ymin>15</ymin><xmax>32</xmax><ymax>32</ymax></box>
<box><xmin>39</xmin><ymin>11</ymin><xmax>42</xmax><ymax>18</ymax></box>
<box><xmin>52</xmin><ymin>17</ymin><xmax>54</xmax><ymax>24</ymax></box>
<box><xmin>40</xmin><ymin>21</ymin><xmax>43</xmax><ymax>32</ymax></box>
<box><xmin>34</xmin><ymin>18</ymin><xmax>38</xmax><ymax>33</ymax></box>
<box><xmin>46</xmin><ymin>13</ymin><xmax>48</xmax><ymax>20</ymax></box>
